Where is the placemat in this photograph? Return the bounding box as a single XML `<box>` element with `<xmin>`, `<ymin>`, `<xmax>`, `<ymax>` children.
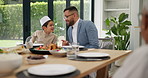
<box><xmin>68</xmin><ymin>56</ymin><xmax>110</xmax><ymax>61</ymax></box>
<box><xmin>16</xmin><ymin>69</ymin><xmax>80</xmax><ymax>78</ymax></box>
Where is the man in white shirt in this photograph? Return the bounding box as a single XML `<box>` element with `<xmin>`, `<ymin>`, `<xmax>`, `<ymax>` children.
<box><xmin>113</xmin><ymin>0</ymin><xmax>148</xmax><ymax>78</ymax></box>
<box><xmin>62</xmin><ymin>6</ymin><xmax>99</xmax><ymax>49</ymax></box>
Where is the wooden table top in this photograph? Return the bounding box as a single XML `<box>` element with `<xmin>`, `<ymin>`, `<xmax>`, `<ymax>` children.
<box><xmin>3</xmin><ymin>49</ymin><xmax>131</xmax><ymax>78</ymax></box>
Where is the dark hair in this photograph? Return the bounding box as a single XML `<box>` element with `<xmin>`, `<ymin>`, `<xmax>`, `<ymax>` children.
<box><xmin>42</xmin><ymin>20</ymin><xmax>52</xmax><ymax>27</ymax></box>
<box><xmin>63</xmin><ymin>6</ymin><xmax>78</xmax><ymax>12</ymax></box>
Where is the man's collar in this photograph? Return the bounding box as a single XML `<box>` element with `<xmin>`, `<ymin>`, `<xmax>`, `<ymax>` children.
<box><xmin>72</xmin><ymin>18</ymin><xmax>80</xmax><ymax>28</ymax></box>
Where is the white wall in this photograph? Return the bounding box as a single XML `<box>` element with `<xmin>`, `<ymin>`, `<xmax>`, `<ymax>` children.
<box><xmin>129</xmin><ymin>0</ymin><xmax>140</xmax><ymax>50</ymax></box>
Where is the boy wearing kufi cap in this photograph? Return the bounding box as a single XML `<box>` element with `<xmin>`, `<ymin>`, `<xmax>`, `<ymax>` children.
<box><xmin>30</xmin><ymin>16</ymin><xmax>57</xmax><ymax>46</ymax></box>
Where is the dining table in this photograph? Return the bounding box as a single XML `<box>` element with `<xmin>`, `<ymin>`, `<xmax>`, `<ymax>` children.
<box><xmin>2</xmin><ymin>48</ymin><xmax>131</xmax><ymax>78</ymax></box>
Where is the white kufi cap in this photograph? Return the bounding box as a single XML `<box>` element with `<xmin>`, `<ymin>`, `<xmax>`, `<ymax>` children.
<box><xmin>40</xmin><ymin>16</ymin><xmax>51</xmax><ymax>26</ymax></box>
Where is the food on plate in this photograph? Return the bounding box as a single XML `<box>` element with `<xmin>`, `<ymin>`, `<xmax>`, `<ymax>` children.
<box><xmin>27</xmin><ymin>55</ymin><xmax>45</xmax><ymax>60</ymax></box>
<box><xmin>34</xmin><ymin>44</ymin><xmax>61</xmax><ymax>50</ymax></box>
<box><xmin>26</xmin><ymin>55</ymin><xmax>47</xmax><ymax>64</ymax></box>
<box><xmin>47</xmin><ymin>44</ymin><xmax>57</xmax><ymax>50</ymax></box>
<box><xmin>0</xmin><ymin>45</ymin><xmax>25</xmax><ymax>53</ymax></box>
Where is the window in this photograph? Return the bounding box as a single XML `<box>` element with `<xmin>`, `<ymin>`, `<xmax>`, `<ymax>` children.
<box><xmin>53</xmin><ymin>0</ymin><xmax>66</xmax><ymax>37</ymax></box>
<box><xmin>31</xmin><ymin>0</ymin><xmax>48</xmax><ymax>34</ymax></box>
<box><xmin>84</xmin><ymin>0</ymin><xmax>92</xmax><ymax>20</ymax></box>
<box><xmin>0</xmin><ymin>0</ymin><xmax>23</xmax><ymax>47</ymax></box>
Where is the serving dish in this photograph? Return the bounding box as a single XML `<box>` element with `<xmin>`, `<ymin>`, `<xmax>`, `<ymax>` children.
<box><xmin>26</xmin><ymin>55</ymin><xmax>48</xmax><ymax>64</ymax></box>
<box><xmin>50</xmin><ymin>49</ymin><xmax>67</xmax><ymax>57</ymax></box>
<box><xmin>29</xmin><ymin>48</ymin><xmax>51</xmax><ymax>55</ymax></box>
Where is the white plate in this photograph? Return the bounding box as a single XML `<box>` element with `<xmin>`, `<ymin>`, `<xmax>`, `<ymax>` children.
<box><xmin>33</xmin><ymin>44</ymin><xmax>44</xmax><ymax>46</ymax></box>
<box><xmin>62</xmin><ymin>46</ymin><xmax>84</xmax><ymax>48</ymax></box>
<box><xmin>27</xmin><ymin>64</ymin><xmax>76</xmax><ymax>76</ymax></box>
<box><xmin>23</xmin><ymin>44</ymin><xmax>43</xmax><ymax>46</ymax></box>
<box><xmin>77</xmin><ymin>52</ymin><xmax>110</xmax><ymax>58</ymax></box>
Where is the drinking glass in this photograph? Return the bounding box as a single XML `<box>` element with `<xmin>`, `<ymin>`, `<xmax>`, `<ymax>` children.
<box><xmin>67</xmin><ymin>49</ymin><xmax>76</xmax><ymax>59</ymax></box>
<box><xmin>67</xmin><ymin>42</ymin><xmax>79</xmax><ymax>59</ymax></box>
<box><xmin>25</xmin><ymin>36</ymin><xmax>33</xmax><ymax>49</ymax></box>
<box><xmin>71</xmin><ymin>42</ymin><xmax>79</xmax><ymax>55</ymax></box>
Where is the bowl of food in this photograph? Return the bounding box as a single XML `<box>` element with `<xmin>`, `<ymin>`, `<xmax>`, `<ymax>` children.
<box><xmin>26</xmin><ymin>55</ymin><xmax>48</xmax><ymax>64</ymax></box>
<box><xmin>29</xmin><ymin>44</ymin><xmax>59</xmax><ymax>55</ymax></box>
<box><xmin>0</xmin><ymin>53</ymin><xmax>22</xmax><ymax>76</ymax></box>
<box><xmin>50</xmin><ymin>49</ymin><xmax>67</xmax><ymax>57</ymax></box>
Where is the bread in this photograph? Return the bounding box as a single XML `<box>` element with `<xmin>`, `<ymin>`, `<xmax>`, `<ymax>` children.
<box><xmin>47</xmin><ymin>44</ymin><xmax>57</xmax><ymax>50</ymax></box>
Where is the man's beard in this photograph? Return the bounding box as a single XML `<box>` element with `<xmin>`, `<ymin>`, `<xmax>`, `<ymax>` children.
<box><xmin>67</xmin><ymin>20</ymin><xmax>75</xmax><ymax>26</ymax></box>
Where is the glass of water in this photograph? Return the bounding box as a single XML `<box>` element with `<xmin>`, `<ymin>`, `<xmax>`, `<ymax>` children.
<box><xmin>67</xmin><ymin>42</ymin><xmax>79</xmax><ymax>59</ymax></box>
<box><xmin>71</xmin><ymin>42</ymin><xmax>79</xmax><ymax>55</ymax></box>
<box><xmin>67</xmin><ymin>49</ymin><xmax>76</xmax><ymax>59</ymax></box>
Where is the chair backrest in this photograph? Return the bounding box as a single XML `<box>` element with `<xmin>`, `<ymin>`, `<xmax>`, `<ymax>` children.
<box><xmin>99</xmin><ymin>38</ymin><xmax>114</xmax><ymax>50</ymax></box>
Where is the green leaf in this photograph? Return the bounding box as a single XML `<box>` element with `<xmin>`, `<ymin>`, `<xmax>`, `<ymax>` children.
<box><xmin>106</xmin><ymin>30</ymin><xmax>111</xmax><ymax>36</ymax></box>
<box><xmin>118</xmin><ymin>41</ymin><xmax>123</xmax><ymax>50</ymax></box>
<box><xmin>120</xmin><ymin>29</ymin><xmax>127</xmax><ymax>35</ymax></box>
<box><xmin>122</xmin><ymin>21</ymin><xmax>132</xmax><ymax>25</ymax></box>
<box><xmin>126</xmin><ymin>41</ymin><xmax>130</xmax><ymax>49</ymax></box>
<box><xmin>105</xmin><ymin>18</ymin><xmax>110</xmax><ymax>26</ymax></box>
<box><xmin>118</xmin><ymin>13</ymin><xmax>128</xmax><ymax>23</ymax></box>
<box><xmin>110</xmin><ymin>17</ymin><xmax>116</xmax><ymax>23</ymax></box>
<box><xmin>125</xmin><ymin>32</ymin><xmax>130</xmax><ymax>43</ymax></box>
<box><xmin>0</xmin><ymin>49</ymin><xmax>3</xmax><ymax>53</ymax></box>
<box><xmin>105</xmin><ymin>36</ymin><xmax>110</xmax><ymax>38</ymax></box>
<box><xmin>0</xmin><ymin>49</ymin><xmax>3</xmax><ymax>51</ymax></box>
<box><xmin>124</xmin><ymin>26</ymin><xmax>129</xmax><ymax>29</ymax></box>
<box><xmin>114</xmin><ymin>37</ymin><xmax>119</xmax><ymax>45</ymax></box>
<box><xmin>125</xmin><ymin>41</ymin><xmax>130</xmax><ymax>50</ymax></box>
<box><xmin>124</xmin><ymin>35</ymin><xmax>128</xmax><ymax>43</ymax></box>
<box><xmin>111</xmin><ymin>26</ymin><xmax>117</xmax><ymax>35</ymax></box>
<box><xmin>127</xmin><ymin>32</ymin><xmax>130</xmax><ymax>39</ymax></box>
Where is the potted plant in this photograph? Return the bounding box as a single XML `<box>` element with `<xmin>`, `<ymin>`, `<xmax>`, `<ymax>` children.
<box><xmin>105</xmin><ymin>13</ymin><xmax>132</xmax><ymax>50</ymax></box>
<box><xmin>105</xmin><ymin>13</ymin><xmax>132</xmax><ymax>66</ymax></box>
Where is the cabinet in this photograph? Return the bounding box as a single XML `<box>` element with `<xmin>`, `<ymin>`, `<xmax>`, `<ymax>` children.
<box><xmin>102</xmin><ymin>0</ymin><xmax>131</xmax><ymax>29</ymax></box>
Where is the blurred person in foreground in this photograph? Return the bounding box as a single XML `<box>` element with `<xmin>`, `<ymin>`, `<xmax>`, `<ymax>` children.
<box><xmin>62</xmin><ymin>6</ymin><xmax>99</xmax><ymax>49</ymax></box>
<box><xmin>30</xmin><ymin>16</ymin><xmax>57</xmax><ymax>46</ymax></box>
<box><xmin>113</xmin><ymin>1</ymin><xmax>148</xmax><ymax>78</ymax></box>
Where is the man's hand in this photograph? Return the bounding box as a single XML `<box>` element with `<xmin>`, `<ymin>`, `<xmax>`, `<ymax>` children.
<box><xmin>61</xmin><ymin>40</ymin><xmax>69</xmax><ymax>46</ymax></box>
